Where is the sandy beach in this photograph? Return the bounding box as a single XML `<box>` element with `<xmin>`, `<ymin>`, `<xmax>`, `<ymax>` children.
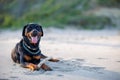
<box><xmin>0</xmin><ymin>28</ymin><xmax>120</xmax><ymax>80</ymax></box>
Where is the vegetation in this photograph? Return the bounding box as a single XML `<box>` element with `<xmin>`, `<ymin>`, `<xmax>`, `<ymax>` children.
<box><xmin>0</xmin><ymin>0</ymin><xmax>120</xmax><ymax>29</ymax></box>
<box><xmin>98</xmin><ymin>0</ymin><xmax>120</xmax><ymax>7</ymax></box>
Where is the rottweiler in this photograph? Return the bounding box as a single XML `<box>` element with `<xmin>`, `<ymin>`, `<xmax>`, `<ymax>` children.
<box><xmin>11</xmin><ymin>23</ymin><xmax>59</xmax><ymax>71</ymax></box>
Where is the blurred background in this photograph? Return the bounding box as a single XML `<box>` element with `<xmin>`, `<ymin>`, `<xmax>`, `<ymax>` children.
<box><xmin>0</xmin><ymin>0</ymin><xmax>120</xmax><ymax>29</ymax></box>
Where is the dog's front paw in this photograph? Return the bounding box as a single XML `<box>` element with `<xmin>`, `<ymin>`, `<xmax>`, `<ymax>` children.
<box><xmin>49</xmin><ymin>58</ymin><xmax>59</xmax><ymax>62</ymax></box>
<box><xmin>26</xmin><ymin>63</ymin><xmax>39</xmax><ymax>71</ymax></box>
<box><xmin>41</xmin><ymin>64</ymin><xmax>52</xmax><ymax>71</ymax></box>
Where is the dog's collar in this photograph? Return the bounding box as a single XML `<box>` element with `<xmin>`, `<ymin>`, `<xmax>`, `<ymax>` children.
<box><xmin>23</xmin><ymin>40</ymin><xmax>38</xmax><ymax>50</ymax></box>
<box><xmin>22</xmin><ymin>41</ymin><xmax>40</xmax><ymax>54</ymax></box>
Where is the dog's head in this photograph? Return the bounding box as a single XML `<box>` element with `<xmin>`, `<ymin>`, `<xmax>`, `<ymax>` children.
<box><xmin>22</xmin><ymin>23</ymin><xmax>43</xmax><ymax>44</ymax></box>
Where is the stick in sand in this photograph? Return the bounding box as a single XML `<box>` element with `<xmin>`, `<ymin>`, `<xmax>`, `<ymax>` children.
<box><xmin>38</xmin><ymin>57</ymin><xmax>52</xmax><ymax>68</ymax></box>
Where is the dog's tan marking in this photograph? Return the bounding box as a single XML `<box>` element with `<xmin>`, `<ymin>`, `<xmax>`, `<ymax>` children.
<box><xmin>38</xmin><ymin>32</ymin><xmax>43</xmax><ymax>36</ymax></box>
<box><xmin>33</xmin><ymin>56</ymin><xmax>41</xmax><ymax>60</ymax></box>
<box><xmin>24</xmin><ymin>55</ymin><xmax>32</xmax><ymax>61</ymax></box>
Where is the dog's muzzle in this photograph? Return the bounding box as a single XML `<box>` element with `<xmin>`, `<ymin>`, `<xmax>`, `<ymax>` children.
<box><xmin>31</xmin><ymin>29</ymin><xmax>39</xmax><ymax>44</ymax></box>
<box><xmin>32</xmin><ymin>29</ymin><xmax>38</xmax><ymax>37</ymax></box>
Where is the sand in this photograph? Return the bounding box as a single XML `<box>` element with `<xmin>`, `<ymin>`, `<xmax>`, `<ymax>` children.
<box><xmin>0</xmin><ymin>28</ymin><xmax>120</xmax><ymax>80</ymax></box>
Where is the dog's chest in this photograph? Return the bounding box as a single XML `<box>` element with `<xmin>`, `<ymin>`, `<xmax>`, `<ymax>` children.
<box><xmin>24</xmin><ymin>55</ymin><xmax>41</xmax><ymax>61</ymax></box>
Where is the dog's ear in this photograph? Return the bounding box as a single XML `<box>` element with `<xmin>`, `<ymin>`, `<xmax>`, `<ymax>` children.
<box><xmin>39</xmin><ymin>25</ymin><xmax>44</xmax><ymax>36</ymax></box>
<box><xmin>22</xmin><ymin>24</ymin><xmax>28</xmax><ymax>36</ymax></box>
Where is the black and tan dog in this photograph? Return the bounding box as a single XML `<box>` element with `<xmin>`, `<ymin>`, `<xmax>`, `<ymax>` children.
<box><xmin>11</xmin><ymin>23</ymin><xmax>59</xmax><ymax>71</ymax></box>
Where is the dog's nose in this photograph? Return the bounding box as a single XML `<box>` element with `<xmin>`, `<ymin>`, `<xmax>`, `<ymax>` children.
<box><xmin>32</xmin><ymin>29</ymin><xmax>38</xmax><ymax>37</ymax></box>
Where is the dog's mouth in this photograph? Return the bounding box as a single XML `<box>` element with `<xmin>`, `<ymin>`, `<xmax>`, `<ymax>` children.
<box><xmin>31</xmin><ymin>36</ymin><xmax>38</xmax><ymax>44</ymax></box>
<box><xmin>26</xmin><ymin>33</ymin><xmax>39</xmax><ymax>44</ymax></box>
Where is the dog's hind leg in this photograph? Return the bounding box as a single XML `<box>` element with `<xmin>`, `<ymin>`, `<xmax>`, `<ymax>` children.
<box><xmin>11</xmin><ymin>48</ymin><xmax>20</xmax><ymax>63</ymax></box>
<box><xmin>11</xmin><ymin>48</ymin><xmax>16</xmax><ymax>62</ymax></box>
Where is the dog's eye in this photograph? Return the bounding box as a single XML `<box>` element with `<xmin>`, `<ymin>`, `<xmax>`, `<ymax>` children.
<box><xmin>27</xmin><ymin>27</ymin><xmax>32</xmax><ymax>31</ymax></box>
<box><xmin>36</xmin><ymin>26</ymin><xmax>40</xmax><ymax>31</ymax></box>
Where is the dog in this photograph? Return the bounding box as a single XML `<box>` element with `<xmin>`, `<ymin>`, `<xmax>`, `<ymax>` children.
<box><xmin>11</xmin><ymin>23</ymin><xmax>59</xmax><ymax>71</ymax></box>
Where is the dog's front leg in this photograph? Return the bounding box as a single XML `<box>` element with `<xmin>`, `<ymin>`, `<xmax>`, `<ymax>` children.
<box><xmin>18</xmin><ymin>48</ymin><xmax>38</xmax><ymax>71</ymax></box>
<box><xmin>20</xmin><ymin>55</ymin><xmax>39</xmax><ymax>70</ymax></box>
